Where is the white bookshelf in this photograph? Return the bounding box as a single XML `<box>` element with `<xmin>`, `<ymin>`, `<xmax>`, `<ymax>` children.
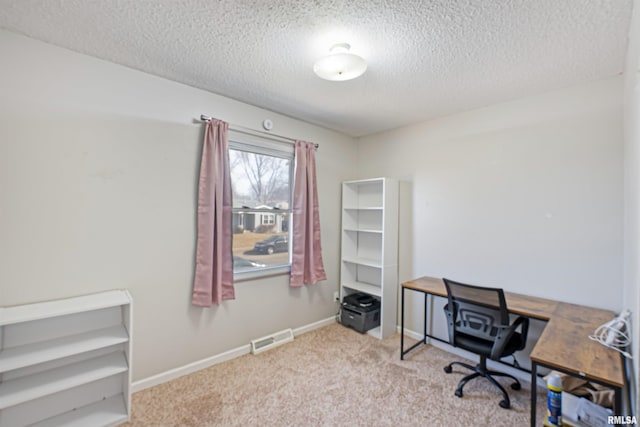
<box><xmin>0</xmin><ymin>290</ymin><xmax>132</xmax><ymax>427</ymax></box>
<box><xmin>340</xmin><ymin>178</ymin><xmax>399</xmax><ymax>339</ymax></box>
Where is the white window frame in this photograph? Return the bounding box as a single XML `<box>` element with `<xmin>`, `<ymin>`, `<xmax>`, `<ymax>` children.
<box><xmin>229</xmin><ymin>130</ymin><xmax>294</xmax><ymax>281</ymax></box>
<box><xmin>261</xmin><ymin>214</ymin><xmax>275</xmax><ymax>225</ymax></box>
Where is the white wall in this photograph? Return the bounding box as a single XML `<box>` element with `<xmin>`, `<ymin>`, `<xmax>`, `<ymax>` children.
<box><xmin>623</xmin><ymin>0</ymin><xmax>640</xmax><ymax>407</ymax></box>
<box><xmin>357</xmin><ymin>77</ymin><xmax>624</xmax><ymax>340</ymax></box>
<box><xmin>0</xmin><ymin>30</ymin><xmax>358</xmax><ymax>381</ymax></box>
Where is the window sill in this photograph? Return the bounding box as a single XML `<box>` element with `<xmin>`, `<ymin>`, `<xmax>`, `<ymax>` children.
<box><xmin>234</xmin><ymin>265</ymin><xmax>291</xmax><ymax>283</ymax></box>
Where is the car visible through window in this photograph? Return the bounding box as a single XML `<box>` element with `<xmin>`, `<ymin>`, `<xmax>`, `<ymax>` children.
<box><xmin>253</xmin><ymin>235</ymin><xmax>289</xmax><ymax>255</ymax></box>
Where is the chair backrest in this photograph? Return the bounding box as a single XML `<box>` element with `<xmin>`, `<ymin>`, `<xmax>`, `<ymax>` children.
<box><xmin>443</xmin><ymin>278</ymin><xmax>509</xmax><ymax>343</ymax></box>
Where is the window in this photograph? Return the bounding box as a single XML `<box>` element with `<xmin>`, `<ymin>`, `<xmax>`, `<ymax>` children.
<box><xmin>261</xmin><ymin>214</ymin><xmax>275</xmax><ymax>225</ymax></box>
<box><xmin>228</xmin><ymin>130</ymin><xmax>294</xmax><ymax>278</ymax></box>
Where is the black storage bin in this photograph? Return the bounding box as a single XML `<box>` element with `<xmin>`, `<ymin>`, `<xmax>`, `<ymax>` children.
<box><xmin>340</xmin><ymin>293</ymin><xmax>381</xmax><ymax>333</ymax></box>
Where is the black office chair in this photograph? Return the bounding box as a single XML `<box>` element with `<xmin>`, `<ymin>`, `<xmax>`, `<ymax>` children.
<box><xmin>442</xmin><ymin>278</ymin><xmax>529</xmax><ymax>409</ymax></box>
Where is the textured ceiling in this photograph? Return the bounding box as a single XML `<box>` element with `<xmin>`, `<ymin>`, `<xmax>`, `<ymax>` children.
<box><xmin>0</xmin><ymin>0</ymin><xmax>634</xmax><ymax>137</ymax></box>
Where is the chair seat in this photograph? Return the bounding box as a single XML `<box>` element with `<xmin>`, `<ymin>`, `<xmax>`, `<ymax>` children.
<box><xmin>454</xmin><ymin>332</ymin><xmax>525</xmax><ymax>360</ymax></box>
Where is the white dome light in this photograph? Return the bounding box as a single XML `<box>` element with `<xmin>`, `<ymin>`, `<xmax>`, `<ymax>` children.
<box><xmin>313</xmin><ymin>43</ymin><xmax>367</xmax><ymax>82</ymax></box>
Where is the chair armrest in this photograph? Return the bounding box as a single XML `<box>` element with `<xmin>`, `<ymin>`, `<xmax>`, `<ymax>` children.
<box><xmin>443</xmin><ymin>303</ymin><xmax>456</xmax><ymax>345</ymax></box>
<box><xmin>489</xmin><ymin>316</ymin><xmax>529</xmax><ymax>360</ymax></box>
<box><xmin>512</xmin><ymin>316</ymin><xmax>529</xmax><ymax>350</ymax></box>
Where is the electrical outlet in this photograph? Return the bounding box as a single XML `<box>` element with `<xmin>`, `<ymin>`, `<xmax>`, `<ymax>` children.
<box><xmin>333</xmin><ymin>291</ymin><xmax>340</xmax><ymax>302</ymax></box>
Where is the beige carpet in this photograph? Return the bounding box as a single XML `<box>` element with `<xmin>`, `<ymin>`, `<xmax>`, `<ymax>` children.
<box><xmin>124</xmin><ymin>323</ymin><xmax>547</xmax><ymax>426</ymax></box>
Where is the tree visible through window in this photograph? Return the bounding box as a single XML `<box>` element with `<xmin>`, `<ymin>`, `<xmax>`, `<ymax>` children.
<box><xmin>229</xmin><ymin>138</ymin><xmax>293</xmax><ymax>277</ymax></box>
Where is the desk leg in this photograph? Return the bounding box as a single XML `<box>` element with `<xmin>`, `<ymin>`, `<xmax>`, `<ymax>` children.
<box><xmin>424</xmin><ymin>293</ymin><xmax>428</xmax><ymax>344</ymax></box>
<box><xmin>530</xmin><ymin>362</ymin><xmax>537</xmax><ymax>427</ymax></box>
<box><xmin>615</xmin><ymin>386</ymin><xmax>622</xmax><ymax>418</ymax></box>
<box><xmin>400</xmin><ymin>286</ymin><xmax>405</xmax><ymax>360</ymax></box>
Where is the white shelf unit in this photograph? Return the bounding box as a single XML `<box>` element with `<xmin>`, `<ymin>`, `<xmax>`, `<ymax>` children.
<box><xmin>340</xmin><ymin>178</ymin><xmax>399</xmax><ymax>339</ymax></box>
<box><xmin>0</xmin><ymin>290</ymin><xmax>132</xmax><ymax>427</ymax></box>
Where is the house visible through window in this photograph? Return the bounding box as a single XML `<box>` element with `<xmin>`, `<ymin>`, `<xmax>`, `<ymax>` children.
<box><xmin>229</xmin><ymin>131</ymin><xmax>293</xmax><ymax>278</ymax></box>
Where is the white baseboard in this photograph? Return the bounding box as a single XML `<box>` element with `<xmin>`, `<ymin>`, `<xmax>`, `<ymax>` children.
<box><xmin>399</xmin><ymin>326</ymin><xmax>424</xmax><ymax>341</ymax></box>
<box><xmin>292</xmin><ymin>316</ymin><xmax>337</xmax><ymax>336</ymax></box>
<box><xmin>132</xmin><ymin>316</ymin><xmax>337</xmax><ymax>393</ymax></box>
<box><xmin>131</xmin><ymin>343</ymin><xmax>251</xmax><ymax>392</ymax></box>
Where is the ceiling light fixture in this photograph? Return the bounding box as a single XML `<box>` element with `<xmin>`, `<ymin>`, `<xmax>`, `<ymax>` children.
<box><xmin>313</xmin><ymin>43</ymin><xmax>367</xmax><ymax>82</ymax></box>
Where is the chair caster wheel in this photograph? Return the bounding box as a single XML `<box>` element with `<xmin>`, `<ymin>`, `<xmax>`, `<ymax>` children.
<box><xmin>454</xmin><ymin>389</ymin><xmax>463</xmax><ymax>398</ymax></box>
<box><xmin>511</xmin><ymin>382</ymin><xmax>521</xmax><ymax>390</ymax></box>
<box><xmin>499</xmin><ymin>400</ymin><xmax>510</xmax><ymax>409</ymax></box>
<box><xmin>444</xmin><ymin>365</ymin><xmax>452</xmax><ymax>373</ymax></box>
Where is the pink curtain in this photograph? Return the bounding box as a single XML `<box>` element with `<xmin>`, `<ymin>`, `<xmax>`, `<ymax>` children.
<box><xmin>192</xmin><ymin>119</ymin><xmax>235</xmax><ymax>306</ymax></box>
<box><xmin>290</xmin><ymin>141</ymin><xmax>327</xmax><ymax>287</ymax></box>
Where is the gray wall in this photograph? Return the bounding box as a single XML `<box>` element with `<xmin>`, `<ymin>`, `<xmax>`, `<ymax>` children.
<box><xmin>0</xmin><ymin>30</ymin><xmax>358</xmax><ymax>381</ymax></box>
<box><xmin>356</xmin><ymin>77</ymin><xmax>624</xmax><ymax>345</ymax></box>
<box><xmin>623</xmin><ymin>0</ymin><xmax>640</xmax><ymax>405</ymax></box>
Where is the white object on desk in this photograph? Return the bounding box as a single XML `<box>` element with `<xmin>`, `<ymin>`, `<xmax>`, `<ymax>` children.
<box><xmin>589</xmin><ymin>309</ymin><xmax>632</xmax><ymax>358</ymax></box>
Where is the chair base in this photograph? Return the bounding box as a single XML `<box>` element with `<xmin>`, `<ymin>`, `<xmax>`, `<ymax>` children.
<box><xmin>444</xmin><ymin>355</ymin><xmax>521</xmax><ymax>409</ymax></box>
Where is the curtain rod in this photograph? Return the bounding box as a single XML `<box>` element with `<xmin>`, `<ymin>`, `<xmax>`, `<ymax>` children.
<box><xmin>199</xmin><ymin>114</ymin><xmax>319</xmax><ymax>149</ymax></box>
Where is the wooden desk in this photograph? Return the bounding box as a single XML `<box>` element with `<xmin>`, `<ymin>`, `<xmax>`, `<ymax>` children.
<box><xmin>400</xmin><ymin>276</ymin><xmax>626</xmax><ymax>427</ymax></box>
